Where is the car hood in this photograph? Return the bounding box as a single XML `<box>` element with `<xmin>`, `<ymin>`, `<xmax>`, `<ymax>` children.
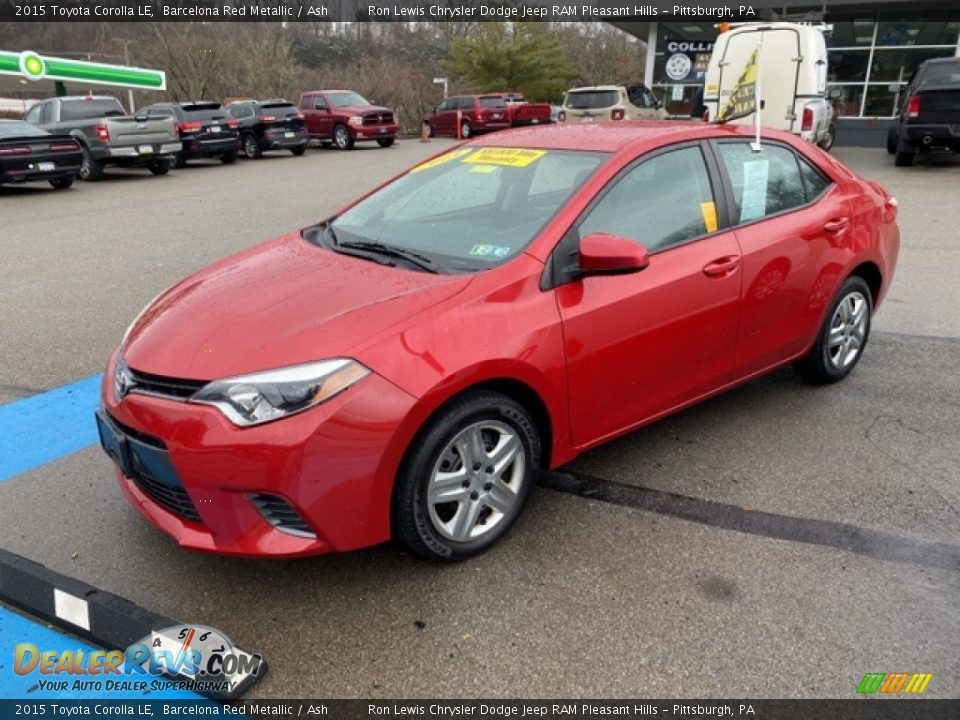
<box><xmin>123</xmin><ymin>233</ymin><xmax>470</xmax><ymax>380</ymax></box>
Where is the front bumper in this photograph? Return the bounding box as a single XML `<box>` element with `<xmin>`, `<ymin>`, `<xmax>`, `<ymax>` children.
<box><xmin>99</xmin><ymin>353</ymin><xmax>418</xmax><ymax>557</ymax></box>
<box><xmin>351</xmin><ymin>124</ymin><xmax>398</xmax><ymax>141</ymax></box>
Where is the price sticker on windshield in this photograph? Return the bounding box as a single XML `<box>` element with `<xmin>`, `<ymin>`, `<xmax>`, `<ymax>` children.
<box><xmin>463</xmin><ymin>148</ymin><xmax>546</xmax><ymax>168</ymax></box>
<box><xmin>410</xmin><ymin>147</ymin><xmax>473</xmax><ymax>173</ymax></box>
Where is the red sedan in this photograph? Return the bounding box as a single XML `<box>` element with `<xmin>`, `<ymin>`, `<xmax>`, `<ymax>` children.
<box><xmin>97</xmin><ymin>122</ymin><xmax>899</xmax><ymax>561</ymax></box>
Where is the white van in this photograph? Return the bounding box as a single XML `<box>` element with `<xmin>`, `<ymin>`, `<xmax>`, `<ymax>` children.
<box><xmin>703</xmin><ymin>22</ymin><xmax>835</xmax><ymax>150</ymax></box>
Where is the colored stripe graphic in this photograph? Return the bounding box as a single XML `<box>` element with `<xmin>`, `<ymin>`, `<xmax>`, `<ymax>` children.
<box><xmin>857</xmin><ymin>672</ymin><xmax>933</xmax><ymax>694</ymax></box>
<box><xmin>0</xmin><ymin>375</ymin><xmax>102</xmax><ymax>482</ymax></box>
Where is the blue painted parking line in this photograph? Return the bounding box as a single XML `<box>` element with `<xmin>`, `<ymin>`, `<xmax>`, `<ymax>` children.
<box><xmin>0</xmin><ymin>375</ymin><xmax>102</xmax><ymax>483</ymax></box>
<box><xmin>0</xmin><ymin>604</ymin><xmax>202</xmax><ymax>700</ymax></box>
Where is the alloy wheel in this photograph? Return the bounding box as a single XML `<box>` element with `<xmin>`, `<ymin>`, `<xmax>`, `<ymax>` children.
<box><xmin>427</xmin><ymin>420</ymin><xmax>525</xmax><ymax>543</ymax></box>
<box><xmin>827</xmin><ymin>291</ymin><xmax>868</xmax><ymax>369</ymax></box>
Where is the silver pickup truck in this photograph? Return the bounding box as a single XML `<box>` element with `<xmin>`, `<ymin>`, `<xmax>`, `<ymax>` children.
<box><xmin>25</xmin><ymin>96</ymin><xmax>181</xmax><ymax>181</ymax></box>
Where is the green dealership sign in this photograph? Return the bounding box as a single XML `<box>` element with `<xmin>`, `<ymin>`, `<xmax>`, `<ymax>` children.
<box><xmin>0</xmin><ymin>50</ymin><xmax>165</xmax><ymax>90</ymax></box>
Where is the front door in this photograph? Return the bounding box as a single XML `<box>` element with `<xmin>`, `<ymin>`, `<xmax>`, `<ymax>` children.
<box><xmin>555</xmin><ymin>143</ymin><xmax>743</xmax><ymax>448</ymax></box>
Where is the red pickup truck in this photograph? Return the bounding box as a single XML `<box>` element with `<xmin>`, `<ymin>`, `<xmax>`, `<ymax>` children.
<box><xmin>489</xmin><ymin>92</ymin><xmax>553</xmax><ymax>127</ymax></box>
<box><xmin>298</xmin><ymin>90</ymin><xmax>398</xmax><ymax>150</ymax></box>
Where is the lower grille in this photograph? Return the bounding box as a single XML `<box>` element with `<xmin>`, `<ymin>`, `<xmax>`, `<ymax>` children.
<box><xmin>249</xmin><ymin>493</ymin><xmax>316</xmax><ymax>539</ymax></box>
<box><xmin>133</xmin><ymin>473</ymin><xmax>202</xmax><ymax>523</ymax></box>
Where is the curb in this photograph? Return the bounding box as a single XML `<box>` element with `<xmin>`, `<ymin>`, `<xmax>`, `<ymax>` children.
<box><xmin>0</xmin><ymin>548</ymin><xmax>265</xmax><ymax>700</ymax></box>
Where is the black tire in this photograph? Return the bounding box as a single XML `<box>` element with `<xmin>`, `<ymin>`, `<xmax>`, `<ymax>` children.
<box><xmin>794</xmin><ymin>276</ymin><xmax>873</xmax><ymax>385</ymax></box>
<box><xmin>78</xmin><ymin>146</ymin><xmax>104</xmax><ymax>182</ymax></box>
<box><xmin>220</xmin><ymin>150</ymin><xmax>238</xmax><ymax>164</ymax></box>
<box><xmin>886</xmin><ymin>126</ymin><xmax>898</xmax><ymax>155</ymax></box>
<box><xmin>392</xmin><ymin>391</ymin><xmax>541</xmax><ymax>562</ymax></box>
<box><xmin>377</xmin><ymin>137</ymin><xmax>395</xmax><ymax>148</ymax></box>
<box><xmin>333</xmin><ymin>124</ymin><xmax>354</xmax><ymax>150</ymax></box>
<box><xmin>290</xmin><ymin>145</ymin><xmax>306</xmax><ymax>156</ymax></box>
<box><xmin>147</xmin><ymin>157</ymin><xmax>170</xmax><ymax>175</ymax></box>
<box><xmin>242</xmin><ymin>134</ymin><xmax>261</xmax><ymax>159</ymax></box>
<box><xmin>818</xmin><ymin>122</ymin><xmax>836</xmax><ymax>152</ymax></box>
<box><xmin>49</xmin><ymin>177</ymin><xmax>73</xmax><ymax>190</ymax></box>
<box><xmin>460</xmin><ymin>120</ymin><xmax>473</xmax><ymax>139</ymax></box>
<box><xmin>172</xmin><ymin>153</ymin><xmax>187</xmax><ymax>169</ymax></box>
<box><xmin>894</xmin><ymin>135</ymin><xmax>915</xmax><ymax>167</ymax></box>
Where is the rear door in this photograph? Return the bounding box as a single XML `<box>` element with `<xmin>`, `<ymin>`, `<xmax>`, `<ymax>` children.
<box><xmin>719</xmin><ymin>28</ymin><xmax>801</xmax><ymax>132</ymax></box>
<box><xmin>555</xmin><ymin>142</ymin><xmax>743</xmax><ymax>447</ymax></box>
<box><xmin>712</xmin><ymin>139</ymin><xmax>850</xmax><ymax>377</ymax></box>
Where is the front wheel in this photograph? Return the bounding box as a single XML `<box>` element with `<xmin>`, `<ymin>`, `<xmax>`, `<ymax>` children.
<box><xmin>392</xmin><ymin>391</ymin><xmax>540</xmax><ymax>562</ymax></box>
<box><xmin>460</xmin><ymin>120</ymin><xmax>473</xmax><ymax>139</ymax></box>
<box><xmin>333</xmin><ymin>124</ymin><xmax>354</xmax><ymax>150</ymax></box>
<box><xmin>49</xmin><ymin>177</ymin><xmax>73</xmax><ymax>190</ymax></box>
<box><xmin>290</xmin><ymin>145</ymin><xmax>306</xmax><ymax>156</ymax></box>
<box><xmin>78</xmin><ymin>147</ymin><xmax>104</xmax><ymax>182</ymax></box>
<box><xmin>147</xmin><ymin>157</ymin><xmax>170</xmax><ymax>175</ymax></box>
<box><xmin>794</xmin><ymin>276</ymin><xmax>872</xmax><ymax>384</ymax></box>
<box><xmin>242</xmin><ymin>134</ymin><xmax>261</xmax><ymax>159</ymax></box>
<box><xmin>377</xmin><ymin>137</ymin><xmax>395</xmax><ymax>148</ymax></box>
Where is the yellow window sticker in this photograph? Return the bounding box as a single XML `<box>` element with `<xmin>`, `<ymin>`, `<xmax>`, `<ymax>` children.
<box><xmin>700</xmin><ymin>201</ymin><xmax>718</xmax><ymax>233</ymax></box>
<box><xmin>463</xmin><ymin>147</ymin><xmax>546</xmax><ymax>168</ymax></box>
<box><xmin>410</xmin><ymin>147</ymin><xmax>473</xmax><ymax>173</ymax></box>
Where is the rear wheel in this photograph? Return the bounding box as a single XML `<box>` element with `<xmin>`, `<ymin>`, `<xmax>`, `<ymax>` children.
<box><xmin>49</xmin><ymin>177</ymin><xmax>73</xmax><ymax>190</ymax></box>
<box><xmin>460</xmin><ymin>120</ymin><xmax>473</xmax><ymax>139</ymax></box>
<box><xmin>242</xmin><ymin>134</ymin><xmax>261</xmax><ymax>159</ymax></box>
<box><xmin>220</xmin><ymin>150</ymin><xmax>238</xmax><ymax>164</ymax></box>
<box><xmin>333</xmin><ymin>124</ymin><xmax>354</xmax><ymax>150</ymax></box>
<box><xmin>886</xmin><ymin>126</ymin><xmax>898</xmax><ymax>155</ymax></box>
<box><xmin>172</xmin><ymin>153</ymin><xmax>187</xmax><ymax>169</ymax></box>
<box><xmin>894</xmin><ymin>135</ymin><xmax>915</xmax><ymax>167</ymax></box>
<box><xmin>290</xmin><ymin>145</ymin><xmax>306</xmax><ymax>156</ymax></box>
<box><xmin>147</xmin><ymin>157</ymin><xmax>170</xmax><ymax>175</ymax></box>
<box><xmin>817</xmin><ymin>122</ymin><xmax>836</xmax><ymax>152</ymax></box>
<box><xmin>794</xmin><ymin>276</ymin><xmax>872</xmax><ymax>384</ymax></box>
<box><xmin>377</xmin><ymin>137</ymin><xmax>395</xmax><ymax>148</ymax></box>
<box><xmin>78</xmin><ymin>146</ymin><xmax>104</xmax><ymax>182</ymax></box>
<box><xmin>392</xmin><ymin>391</ymin><xmax>540</xmax><ymax>562</ymax></box>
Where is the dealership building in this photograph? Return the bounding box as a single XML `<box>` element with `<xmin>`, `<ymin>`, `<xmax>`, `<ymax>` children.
<box><xmin>613</xmin><ymin>0</ymin><xmax>960</xmax><ymax>145</ymax></box>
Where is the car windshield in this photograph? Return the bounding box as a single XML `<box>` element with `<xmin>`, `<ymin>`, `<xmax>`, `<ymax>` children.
<box><xmin>321</xmin><ymin>146</ymin><xmax>606</xmax><ymax>273</ymax></box>
<box><xmin>328</xmin><ymin>92</ymin><xmax>370</xmax><ymax>107</ymax></box>
<box><xmin>565</xmin><ymin>90</ymin><xmax>618</xmax><ymax>109</ymax></box>
<box><xmin>0</xmin><ymin>121</ymin><xmax>48</xmax><ymax>138</ymax></box>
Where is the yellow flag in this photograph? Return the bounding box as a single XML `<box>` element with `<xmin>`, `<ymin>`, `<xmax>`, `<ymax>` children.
<box><xmin>717</xmin><ymin>48</ymin><xmax>759</xmax><ymax>122</ymax></box>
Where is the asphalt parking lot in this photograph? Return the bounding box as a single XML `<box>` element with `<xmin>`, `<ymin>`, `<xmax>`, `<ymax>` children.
<box><xmin>1</xmin><ymin>139</ymin><xmax>959</xmax><ymax>698</ymax></box>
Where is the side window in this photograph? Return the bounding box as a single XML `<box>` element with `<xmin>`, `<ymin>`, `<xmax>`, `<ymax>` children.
<box><xmin>579</xmin><ymin>146</ymin><xmax>718</xmax><ymax>254</ymax></box>
<box><xmin>626</xmin><ymin>85</ymin><xmax>653</xmax><ymax>108</ymax></box>
<box><xmin>717</xmin><ymin>143</ymin><xmax>808</xmax><ymax>223</ymax></box>
<box><xmin>798</xmin><ymin>157</ymin><xmax>832</xmax><ymax>200</ymax></box>
<box><xmin>39</xmin><ymin>102</ymin><xmax>52</xmax><ymax>124</ymax></box>
<box><xmin>436</xmin><ymin>99</ymin><xmax>451</xmax><ymax>113</ymax></box>
<box><xmin>458</xmin><ymin>97</ymin><xmax>475</xmax><ymax>111</ymax></box>
<box><xmin>313</xmin><ymin>96</ymin><xmax>328</xmax><ymax>110</ymax></box>
<box><xmin>24</xmin><ymin>104</ymin><xmax>42</xmax><ymax>125</ymax></box>
<box><xmin>300</xmin><ymin>96</ymin><xmax>312</xmax><ymax>110</ymax></box>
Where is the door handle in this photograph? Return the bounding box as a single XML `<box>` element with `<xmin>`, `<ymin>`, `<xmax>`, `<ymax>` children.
<box><xmin>823</xmin><ymin>218</ymin><xmax>850</xmax><ymax>235</ymax></box>
<box><xmin>702</xmin><ymin>256</ymin><xmax>741</xmax><ymax>278</ymax></box>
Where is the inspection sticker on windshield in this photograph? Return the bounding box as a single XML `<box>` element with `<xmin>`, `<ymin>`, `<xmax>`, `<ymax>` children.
<box><xmin>470</xmin><ymin>244</ymin><xmax>511</xmax><ymax>258</ymax></box>
<box><xmin>463</xmin><ymin>148</ymin><xmax>546</xmax><ymax>168</ymax></box>
<box><xmin>411</xmin><ymin>147</ymin><xmax>473</xmax><ymax>173</ymax></box>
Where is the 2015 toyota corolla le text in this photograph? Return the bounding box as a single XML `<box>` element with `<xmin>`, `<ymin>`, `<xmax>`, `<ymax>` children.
<box><xmin>96</xmin><ymin>122</ymin><xmax>900</xmax><ymax>561</ymax></box>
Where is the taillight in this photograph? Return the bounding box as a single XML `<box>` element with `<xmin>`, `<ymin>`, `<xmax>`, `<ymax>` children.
<box><xmin>227</xmin><ymin>119</ymin><xmax>238</xmax><ymax>128</ymax></box>
<box><xmin>177</xmin><ymin>121</ymin><xmax>202</xmax><ymax>135</ymax></box>
<box><xmin>0</xmin><ymin>145</ymin><xmax>31</xmax><ymax>155</ymax></box>
<box><xmin>907</xmin><ymin>95</ymin><xmax>921</xmax><ymax>119</ymax></box>
<box><xmin>258</xmin><ymin>115</ymin><xmax>276</xmax><ymax>122</ymax></box>
<box><xmin>801</xmin><ymin>107</ymin><xmax>814</xmax><ymax>132</ymax></box>
<box><xmin>296</xmin><ymin>113</ymin><xmax>305</xmax><ymax>120</ymax></box>
<box><xmin>557</xmin><ymin>110</ymin><xmax>566</xmax><ymax>122</ymax></box>
<box><xmin>703</xmin><ymin>108</ymin><xmax>710</xmax><ymax>123</ymax></box>
<box><xmin>49</xmin><ymin>143</ymin><xmax>77</xmax><ymax>152</ymax></box>
<box><xmin>611</xmin><ymin>108</ymin><xmax>625</xmax><ymax>120</ymax></box>
<box><xmin>95</xmin><ymin>124</ymin><xmax>109</xmax><ymax>142</ymax></box>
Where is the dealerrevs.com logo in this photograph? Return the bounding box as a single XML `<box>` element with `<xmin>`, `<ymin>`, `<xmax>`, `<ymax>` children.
<box><xmin>857</xmin><ymin>672</ymin><xmax>933</xmax><ymax>695</ymax></box>
<box><xmin>14</xmin><ymin>624</ymin><xmax>263</xmax><ymax>695</ymax></box>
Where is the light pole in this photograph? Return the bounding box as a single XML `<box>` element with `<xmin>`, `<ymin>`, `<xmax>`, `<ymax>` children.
<box><xmin>112</xmin><ymin>39</ymin><xmax>137</xmax><ymax>112</ymax></box>
<box><xmin>433</xmin><ymin>77</ymin><xmax>448</xmax><ymax>99</ymax></box>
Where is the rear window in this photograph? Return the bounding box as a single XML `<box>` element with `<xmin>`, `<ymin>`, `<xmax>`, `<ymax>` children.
<box><xmin>261</xmin><ymin>102</ymin><xmax>299</xmax><ymax>117</ymax></box>
<box><xmin>479</xmin><ymin>97</ymin><xmax>507</xmax><ymax>109</ymax></box>
<box><xmin>180</xmin><ymin>103</ymin><xmax>228</xmax><ymax>121</ymax></box>
<box><xmin>922</xmin><ymin>63</ymin><xmax>960</xmax><ymax>85</ymax></box>
<box><xmin>565</xmin><ymin>90</ymin><xmax>618</xmax><ymax>109</ymax></box>
<box><xmin>60</xmin><ymin>99</ymin><xmax>126</xmax><ymax>120</ymax></box>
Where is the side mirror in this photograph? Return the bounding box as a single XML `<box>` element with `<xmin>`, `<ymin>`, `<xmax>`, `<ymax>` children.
<box><xmin>578</xmin><ymin>232</ymin><xmax>649</xmax><ymax>275</ymax></box>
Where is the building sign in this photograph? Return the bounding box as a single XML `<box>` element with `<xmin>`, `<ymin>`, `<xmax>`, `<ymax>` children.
<box><xmin>660</xmin><ymin>40</ymin><xmax>715</xmax><ymax>84</ymax></box>
<box><xmin>0</xmin><ymin>50</ymin><xmax>166</xmax><ymax>90</ymax></box>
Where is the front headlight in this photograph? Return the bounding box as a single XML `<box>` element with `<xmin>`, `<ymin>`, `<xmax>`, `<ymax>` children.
<box><xmin>190</xmin><ymin>359</ymin><xmax>370</xmax><ymax>427</ymax></box>
<box><xmin>348</xmin><ymin>115</ymin><xmax>363</xmax><ymax>127</ymax></box>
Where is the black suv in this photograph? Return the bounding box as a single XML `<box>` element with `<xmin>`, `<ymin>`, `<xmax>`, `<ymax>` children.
<box><xmin>141</xmin><ymin>101</ymin><xmax>239</xmax><ymax>167</ymax></box>
<box><xmin>887</xmin><ymin>58</ymin><xmax>960</xmax><ymax>167</ymax></box>
<box><xmin>227</xmin><ymin>100</ymin><xmax>308</xmax><ymax>159</ymax></box>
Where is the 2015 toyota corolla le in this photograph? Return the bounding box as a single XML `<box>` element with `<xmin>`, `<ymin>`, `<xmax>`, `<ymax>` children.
<box><xmin>97</xmin><ymin>122</ymin><xmax>899</xmax><ymax>561</ymax></box>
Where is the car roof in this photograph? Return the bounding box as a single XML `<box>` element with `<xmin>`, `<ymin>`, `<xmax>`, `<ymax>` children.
<box><xmin>923</xmin><ymin>57</ymin><xmax>960</xmax><ymax>66</ymax></box>
<box><xmin>567</xmin><ymin>86</ymin><xmax>623</xmax><ymax>92</ymax></box>
<box><xmin>468</xmin><ymin>120</ymin><xmax>805</xmax><ymax>154</ymax></box>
